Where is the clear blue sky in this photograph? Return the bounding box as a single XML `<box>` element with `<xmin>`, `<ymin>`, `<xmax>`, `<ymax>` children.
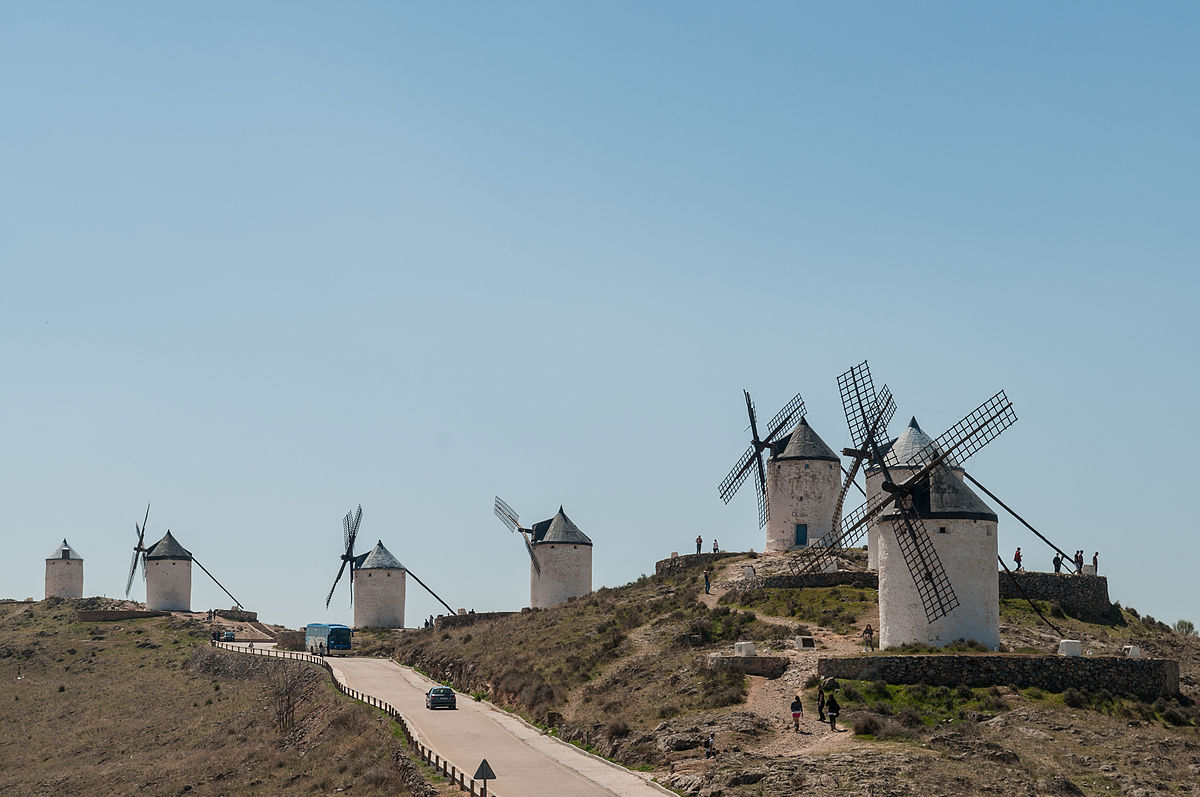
<box><xmin>3</xmin><ymin>3</ymin><xmax>1197</xmax><ymax>631</ymax></box>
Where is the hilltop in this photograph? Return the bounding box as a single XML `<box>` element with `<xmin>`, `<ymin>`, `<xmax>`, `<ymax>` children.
<box><xmin>376</xmin><ymin>552</ymin><xmax>1200</xmax><ymax>796</ymax></box>
<box><xmin>0</xmin><ymin>598</ymin><xmax>444</xmax><ymax>797</ymax></box>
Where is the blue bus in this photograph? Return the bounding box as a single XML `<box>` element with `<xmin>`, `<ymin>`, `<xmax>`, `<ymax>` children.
<box><xmin>305</xmin><ymin>623</ymin><xmax>353</xmax><ymax>655</ymax></box>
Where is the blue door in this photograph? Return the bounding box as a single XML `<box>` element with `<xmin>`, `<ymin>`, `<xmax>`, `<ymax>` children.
<box><xmin>795</xmin><ymin>524</ymin><xmax>808</xmax><ymax>546</ymax></box>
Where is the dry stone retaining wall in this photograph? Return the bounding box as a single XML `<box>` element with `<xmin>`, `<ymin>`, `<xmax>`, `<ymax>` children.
<box><xmin>817</xmin><ymin>654</ymin><xmax>1179</xmax><ymax>699</ymax></box>
<box><xmin>654</xmin><ymin>552</ymin><xmax>742</xmax><ymax>576</ymax></box>
<box><xmin>76</xmin><ymin>609</ymin><xmax>172</xmax><ymax>622</ymax></box>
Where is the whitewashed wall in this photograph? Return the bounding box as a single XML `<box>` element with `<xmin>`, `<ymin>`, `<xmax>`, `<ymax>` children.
<box><xmin>354</xmin><ymin>568</ymin><xmax>407</xmax><ymax>628</ymax></box>
<box><xmin>146</xmin><ymin>559</ymin><xmax>191</xmax><ymax>611</ymax></box>
<box><xmin>878</xmin><ymin>516</ymin><xmax>999</xmax><ymax>650</ymax></box>
<box><xmin>765</xmin><ymin>459</ymin><xmax>841</xmax><ymax>552</ymax></box>
<box><xmin>44</xmin><ymin>558</ymin><xmax>83</xmax><ymax>599</ymax></box>
<box><xmin>530</xmin><ymin>543</ymin><xmax>592</xmax><ymax>608</ymax></box>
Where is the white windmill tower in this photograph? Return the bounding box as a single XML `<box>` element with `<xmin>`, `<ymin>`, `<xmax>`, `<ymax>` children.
<box><xmin>793</xmin><ymin>361</ymin><xmax>1016</xmax><ymax>651</ymax></box>
<box><xmin>494</xmin><ymin>499</ymin><xmax>593</xmax><ymax>608</ymax></box>
<box><xmin>353</xmin><ymin>540</ymin><xmax>407</xmax><ymax>629</ymax></box>
<box><xmin>45</xmin><ymin>539</ymin><xmax>83</xmax><ymax>599</ymax></box>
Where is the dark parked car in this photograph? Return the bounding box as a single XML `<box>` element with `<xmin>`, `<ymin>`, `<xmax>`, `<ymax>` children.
<box><xmin>425</xmin><ymin>686</ymin><xmax>456</xmax><ymax>710</ymax></box>
<box><xmin>222</xmin><ymin>630</ymin><xmax>236</xmax><ymax>641</ymax></box>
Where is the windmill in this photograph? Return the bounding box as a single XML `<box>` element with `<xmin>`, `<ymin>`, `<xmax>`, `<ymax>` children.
<box><xmin>325</xmin><ymin>505</ymin><xmax>458</xmax><ymax>620</ymax></box>
<box><xmin>718</xmin><ymin>390</ymin><xmax>807</xmax><ymax>527</ymax></box>
<box><xmin>493</xmin><ymin>496</ymin><xmax>541</xmax><ymax>576</ymax></box>
<box><xmin>125</xmin><ymin>503</ymin><xmax>152</xmax><ymax>598</ymax></box>
<box><xmin>325</xmin><ymin>504</ymin><xmax>363</xmax><ymax>609</ymax></box>
<box><xmin>793</xmin><ymin>361</ymin><xmax>1017</xmax><ymax>625</ymax></box>
<box><xmin>124</xmin><ymin>502</ymin><xmax>244</xmax><ymax>609</ymax></box>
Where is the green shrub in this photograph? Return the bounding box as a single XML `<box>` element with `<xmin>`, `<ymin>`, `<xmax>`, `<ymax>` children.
<box><xmin>853</xmin><ymin>713</ymin><xmax>882</xmax><ymax>735</ymax></box>
<box><xmin>1063</xmin><ymin>688</ymin><xmax>1086</xmax><ymax>708</ymax></box>
<box><xmin>896</xmin><ymin>707</ymin><xmax>923</xmax><ymax>727</ymax></box>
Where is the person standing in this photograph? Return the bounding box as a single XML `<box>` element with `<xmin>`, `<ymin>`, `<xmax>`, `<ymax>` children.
<box><xmin>695</xmin><ymin>535</ymin><xmax>703</xmax><ymax>554</ymax></box>
<box><xmin>703</xmin><ymin>570</ymin><xmax>711</xmax><ymax>595</ymax></box>
<box><xmin>1075</xmin><ymin>550</ymin><xmax>1084</xmax><ymax>574</ymax></box>
<box><xmin>1013</xmin><ymin>547</ymin><xmax>1022</xmax><ymax>571</ymax></box>
<box><xmin>704</xmin><ymin>734</ymin><xmax>715</xmax><ymax>758</ymax></box>
<box><xmin>1092</xmin><ymin>551</ymin><xmax>1099</xmax><ymax>573</ymax></box>
<box><xmin>712</xmin><ymin>538</ymin><xmax>719</xmax><ymax>553</ymax></box>
<box><xmin>816</xmin><ymin>686</ymin><xmax>826</xmax><ymax>722</ymax></box>
<box><xmin>862</xmin><ymin>624</ymin><xmax>875</xmax><ymax>652</ymax></box>
<box><xmin>790</xmin><ymin>695</ymin><xmax>804</xmax><ymax>732</ymax></box>
<box><xmin>826</xmin><ymin>692</ymin><xmax>840</xmax><ymax>731</ymax></box>
<box><xmin>1053</xmin><ymin>553</ymin><xmax>1062</xmax><ymax>573</ymax></box>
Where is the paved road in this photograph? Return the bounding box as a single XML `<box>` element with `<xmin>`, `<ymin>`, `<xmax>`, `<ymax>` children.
<box><xmin>223</xmin><ymin>644</ymin><xmax>667</xmax><ymax>797</ymax></box>
<box><xmin>330</xmin><ymin>657</ymin><xmax>668</xmax><ymax>797</ymax></box>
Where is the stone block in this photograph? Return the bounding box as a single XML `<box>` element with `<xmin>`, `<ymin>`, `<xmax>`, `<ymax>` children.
<box><xmin>1057</xmin><ymin>639</ymin><xmax>1083</xmax><ymax>657</ymax></box>
<box><xmin>1082</xmin><ymin>565</ymin><xmax>1096</xmax><ymax>575</ymax></box>
<box><xmin>742</xmin><ymin>565</ymin><xmax>757</xmax><ymax>578</ymax></box>
<box><xmin>734</xmin><ymin>641</ymin><xmax>757</xmax><ymax>657</ymax></box>
<box><xmin>1123</xmin><ymin>645</ymin><xmax>1141</xmax><ymax>659</ymax></box>
<box><xmin>796</xmin><ymin>636</ymin><xmax>816</xmax><ymax>649</ymax></box>
<box><xmin>821</xmin><ymin>560</ymin><xmax>839</xmax><ymax>574</ymax></box>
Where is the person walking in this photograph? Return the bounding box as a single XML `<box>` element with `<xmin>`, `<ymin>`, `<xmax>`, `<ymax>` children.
<box><xmin>1053</xmin><ymin>553</ymin><xmax>1062</xmax><ymax>573</ymax></box>
<box><xmin>826</xmin><ymin>692</ymin><xmax>840</xmax><ymax>731</ymax></box>
<box><xmin>703</xmin><ymin>570</ymin><xmax>711</xmax><ymax>595</ymax></box>
<box><xmin>704</xmin><ymin>734</ymin><xmax>716</xmax><ymax>758</ymax></box>
<box><xmin>862</xmin><ymin>623</ymin><xmax>875</xmax><ymax>652</ymax></box>
<box><xmin>790</xmin><ymin>695</ymin><xmax>804</xmax><ymax>732</ymax></box>
<box><xmin>712</xmin><ymin>538</ymin><xmax>719</xmax><ymax>553</ymax></box>
<box><xmin>816</xmin><ymin>686</ymin><xmax>826</xmax><ymax>722</ymax></box>
<box><xmin>1013</xmin><ymin>547</ymin><xmax>1023</xmax><ymax>571</ymax></box>
<box><xmin>695</xmin><ymin>535</ymin><xmax>703</xmax><ymax>554</ymax></box>
<box><xmin>1092</xmin><ymin>551</ymin><xmax>1099</xmax><ymax>573</ymax></box>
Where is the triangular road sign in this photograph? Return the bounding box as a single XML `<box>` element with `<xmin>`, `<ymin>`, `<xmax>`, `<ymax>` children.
<box><xmin>473</xmin><ymin>759</ymin><xmax>497</xmax><ymax>780</ymax></box>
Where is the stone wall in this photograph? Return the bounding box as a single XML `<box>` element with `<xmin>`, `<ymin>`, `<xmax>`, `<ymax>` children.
<box><xmin>817</xmin><ymin>654</ymin><xmax>1179</xmax><ymax>699</ymax></box>
<box><xmin>214</xmin><ymin>608</ymin><xmax>258</xmax><ymax>623</ymax></box>
<box><xmin>998</xmin><ymin>572</ymin><xmax>1112</xmax><ymax>621</ymax></box>
<box><xmin>276</xmin><ymin>630</ymin><xmax>306</xmax><ymax>650</ymax></box>
<box><xmin>76</xmin><ymin>610</ymin><xmax>172</xmax><ymax>622</ymax></box>
<box><xmin>654</xmin><ymin>552</ymin><xmax>742</xmax><ymax>576</ymax></box>
<box><xmin>705</xmin><ymin>654</ymin><xmax>789</xmax><ymax>679</ymax></box>
<box><xmin>733</xmin><ymin>571</ymin><xmax>880</xmax><ymax>592</ymax></box>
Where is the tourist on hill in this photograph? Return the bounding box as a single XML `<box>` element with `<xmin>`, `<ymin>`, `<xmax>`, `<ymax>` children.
<box><xmin>862</xmin><ymin>624</ymin><xmax>875</xmax><ymax>652</ymax></box>
<box><xmin>1013</xmin><ymin>547</ymin><xmax>1023</xmax><ymax>571</ymax></box>
<box><xmin>1075</xmin><ymin>550</ymin><xmax>1084</xmax><ymax>574</ymax></box>
<box><xmin>696</xmin><ymin>534</ymin><xmax>703</xmax><ymax>554</ymax></box>
<box><xmin>1053</xmin><ymin>553</ymin><xmax>1062</xmax><ymax>573</ymax></box>
<box><xmin>1093</xmin><ymin>551</ymin><xmax>1099</xmax><ymax>573</ymax></box>
<box><xmin>712</xmin><ymin>538</ymin><xmax>719</xmax><ymax>553</ymax></box>
<box><xmin>816</xmin><ymin>686</ymin><xmax>826</xmax><ymax>721</ymax></box>
<box><xmin>790</xmin><ymin>695</ymin><xmax>804</xmax><ymax>732</ymax></box>
<box><xmin>704</xmin><ymin>734</ymin><xmax>716</xmax><ymax>758</ymax></box>
<box><xmin>826</xmin><ymin>692</ymin><xmax>840</xmax><ymax>731</ymax></box>
<box><xmin>703</xmin><ymin>570</ymin><xmax>711</xmax><ymax>595</ymax></box>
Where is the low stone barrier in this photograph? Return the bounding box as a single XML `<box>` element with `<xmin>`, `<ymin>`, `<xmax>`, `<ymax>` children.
<box><xmin>215</xmin><ymin>608</ymin><xmax>258</xmax><ymax>623</ymax></box>
<box><xmin>998</xmin><ymin>572</ymin><xmax>1112</xmax><ymax>621</ymax></box>
<box><xmin>704</xmin><ymin>654</ymin><xmax>789</xmax><ymax>679</ymax></box>
<box><xmin>655</xmin><ymin>552</ymin><xmax>742</xmax><ymax>576</ymax></box>
<box><xmin>76</xmin><ymin>610</ymin><xmax>171</xmax><ymax>622</ymax></box>
<box><xmin>734</xmin><ymin>572</ymin><xmax>879</xmax><ymax>591</ymax></box>
<box><xmin>817</xmin><ymin>654</ymin><xmax>1178</xmax><ymax>699</ymax></box>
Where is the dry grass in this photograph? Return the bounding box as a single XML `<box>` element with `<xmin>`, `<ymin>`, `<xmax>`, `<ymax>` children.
<box><xmin>0</xmin><ymin>598</ymin><xmax>423</xmax><ymax>796</ymax></box>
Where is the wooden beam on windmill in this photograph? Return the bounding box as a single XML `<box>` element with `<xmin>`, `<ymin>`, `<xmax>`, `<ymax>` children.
<box><xmin>494</xmin><ymin>496</ymin><xmax>541</xmax><ymax>576</ymax></box>
<box><xmin>718</xmin><ymin>390</ymin><xmax>806</xmax><ymax>528</ymax></box>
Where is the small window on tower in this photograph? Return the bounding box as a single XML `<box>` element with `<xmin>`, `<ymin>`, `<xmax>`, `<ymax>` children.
<box><xmin>938</xmin><ymin>527</ymin><xmax>947</xmax><ymax>534</ymax></box>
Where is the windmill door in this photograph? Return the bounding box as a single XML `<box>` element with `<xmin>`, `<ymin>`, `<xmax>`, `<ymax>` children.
<box><xmin>794</xmin><ymin>524</ymin><xmax>808</xmax><ymax>547</ymax></box>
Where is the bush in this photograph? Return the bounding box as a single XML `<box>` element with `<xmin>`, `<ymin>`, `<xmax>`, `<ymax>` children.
<box><xmin>841</xmin><ymin>684</ymin><xmax>862</xmax><ymax>702</ymax></box>
<box><xmin>955</xmin><ymin>683</ymin><xmax>973</xmax><ymax>700</ymax></box>
<box><xmin>853</xmin><ymin>713</ymin><xmax>883</xmax><ymax>735</ymax></box>
<box><xmin>896</xmin><ymin>707</ymin><xmax>924</xmax><ymax>728</ymax></box>
<box><xmin>871</xmin><ymin>701</ymin><xmax>894</xmax><ymax>716</ymax></box>
<box><xmin>603</xmin><ymin>718</ymin><xmax>631</xmax><ymax>738</ymax></box>
<box><xmin>1049</xmin><ymin>600</ymin><xmax>1066</xmax><ymax>619</ymax></box>
<box><xmin>1161</xmin><ymin>705</ymin><xmax>1189</xmax><ymax>726</ymax></box>
<box><xmin>1063</xmin><ymin>688</ymin><xmax>1086</xmax><ymax>708</ymax></box>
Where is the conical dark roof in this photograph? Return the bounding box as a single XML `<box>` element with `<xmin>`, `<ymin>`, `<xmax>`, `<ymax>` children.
<box><xmin>46</xmin><ymin>538</ymin><xmax>82</xmax><ymax>560</ymax></box>
<box><xmin>886</xmin><ymin>466</ymin><xmax>997</xmax><ymax>522</ymax></box>
<box><xmin>356</xmin><ymin>540</ymin><xmax>405</xmax><ymax>570</ymax></box>
<box><xmin>146</xmin><ymin>530</ymin><xmax>192</xmax><ymax>561</ymax></box>
<box><xmin>532</xmin><ymin>506</ymin><xmax>592</xmax><ymax>546</ymax></box>
<box><xmin>771</xmin><ymin>417</ymin><xmax>840</xmax><ymax>462</ymax></box>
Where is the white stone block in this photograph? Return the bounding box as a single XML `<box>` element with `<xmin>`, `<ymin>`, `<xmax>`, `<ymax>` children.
<box><xmin>1123</xmin><ymin>645</ymin><xmax>1141</xmax><ymax>659</ymax></box>
<box><xmin>733</xmin><ymin>641</ymin><xmax>757</xmax><ymax>657</ymax></box>
<box><xmin>742</xmin><ymin>565</ymin><xmax>757</xmax><ymax>578</ymax></box>
<box><xmin>821</xmin><ymin>559</ymin><xmax>838</xmax><ymax>574</ymax></box>
<box><xmin>671</xmin><ymin>552</ymin><xmax>678</xmax><ymax>558</ymax></box>
<box><xmin>795</xmin><ymin>636</ymin><xmax>816</xmax><ymax>649</ymax></box>
<box><xmin>1082</xmin><ymin>565</ymin><xmax>1096</xmax><ymax>576</ymax></box>
<box><xmin>1057</xmin><ymin>639</ymin><xmax>1082</xmax><ymax>657</ymax></box>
